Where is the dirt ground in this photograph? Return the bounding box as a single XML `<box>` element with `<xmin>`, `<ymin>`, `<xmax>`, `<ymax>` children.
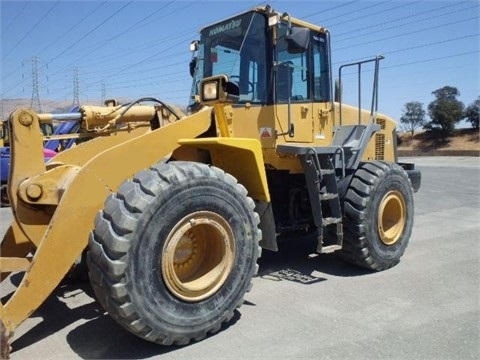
<box><xmin>398</xmin><ymin>128</ymin><xmax>479</xmax><ymax>152</ymax></box>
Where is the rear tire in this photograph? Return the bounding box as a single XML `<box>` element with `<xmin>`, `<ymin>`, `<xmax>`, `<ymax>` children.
<box><xmin>340</xmin><ymin>161</ymin><xmax>414</xmax><ymax>271</ymax></box>
<box><xmin>87</xmin><ymin>161</ymin><xmax>261</xmax><ymax>345</ymax></box>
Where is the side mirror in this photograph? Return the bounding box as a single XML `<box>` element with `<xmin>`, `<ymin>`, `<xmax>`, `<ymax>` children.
<box><xmin>287</xmin><ymin>27</ymin><xmax>310</xmax><ymax>54</ymax></box>
<box><xmin>189</xmin><ymin>40</ymin><xmax>199</xmax><ymax>52</ymax></box>
<box><xmin>189</xmin><ymin>57</ymin><xmax>197</xmax><ymax>77</ymax></box>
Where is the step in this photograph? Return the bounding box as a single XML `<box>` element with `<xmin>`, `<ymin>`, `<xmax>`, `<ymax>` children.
<box><xmin>320</xmin><ymin>244</ymin><xmax>342</xmax><ymax>254</ymax></box>
<box><xmin>320</xmin><ymin>193</ymin><xmax>339</xmax><ymax>201</ymax></box>
<box><xmin>323</xmin><ymin>217</ymin><xmax>342</xmax><ymax>225</ymax></box>
<box><xmin>320</xmin><ymin>169</ymin><xmax>335</xmax><ymax>175</ymax></box>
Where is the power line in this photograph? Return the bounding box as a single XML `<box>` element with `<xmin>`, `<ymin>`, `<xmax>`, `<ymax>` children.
<box><xmin>90</xmin><ymin>36</ymin><xmax>191</xmax><ymax>88</ymax></box>
<box><xmin>46</xmin><ymin>1</ymin><xmax>191</xmax><ymax>79</ymax></box>
<box><xmin>334</xmin><ymin>33</ymin><xmax>479</xmax><ymax>66</ymax></box>
<box><xmin>334</xmin><ymin>15</ymin><xmax>479</xmax><ymax>52</ymax></box>
<box><xmin>1</xmin><ymin>64</ymin><xmax>23</xmax><ymax>83</ymax></box>
<box><xmin>37</xmin><ymin>1</ymin><xmax>109</xmax><ymax>57</ymax></box>
<box><xmin>336</xmin><ymin>50</ymin><xmax>479</xmax><ymax>82</ymax></box>
<box><xmin>320</xmin><ymin>0</ymin><xmax>398</xmax><ymax>25</ymax></box>
<box><xmin>77</xmin><ymin>1</ymin><xmax>175</xmax><ymax>59</ymax></box>
<box><xmin>329</xmin><ymin>0</ymin><xmax>424</xmax><ymax>30</ymax></box>
<box><xmin>47</xmin><ymin>1</ymin><xmax>134</xmax><ymax>64</ymax></box>
<box><xmin>2</xmin><ymin>0</ymin><xmax>31</xmax><ymax>32</ymax></box>
<box><xmin>2</xmin><ymin>1</ymin><xmax>287</xmax><ymax>97</ymax></box>
<box><xmin>2</xmin><ymin>1</ymin><xmax>60</xmax><ymax>60</ymax></box>
<box><xmin>301</xmin><ymin>1</ymin><xmax>361</xmax><ymax>20</ymax></box>
<box><xmin>2</xmin><ymin>1</ymin><xmax>477</xmax><ymax>108</ymax></box>
<box><xmin>334</xmin><ymin>1</ymin><xmax>477</xmax><ymax>40</ymax></box>
<box><xmin>326</xmin><ymin>0</ymin><xmax>401</xmax><ymax>27</ymax></box>
<box><xmin>382</xmin><ymin>50</ymin><xmax>480</xmax><ymax>71</ymax></box>
<box><xmin>383</xmin><ymin>34</ymin><xmax>479</xmax><ymax>56</ymax></box>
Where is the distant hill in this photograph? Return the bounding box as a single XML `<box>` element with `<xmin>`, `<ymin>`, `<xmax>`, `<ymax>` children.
<box><xmin>398</xmin><ymin>128</ymin><xmax>480</xmax><ymax>156</ymax></box>
<box><xmin>1</xmin><ymin>99</ymin><xmax>87</xmax><ymax>119</ymax></box>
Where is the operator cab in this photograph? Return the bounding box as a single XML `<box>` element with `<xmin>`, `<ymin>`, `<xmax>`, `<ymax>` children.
<box><xmin>188</xmin><ymin>7</ymin><xmax>331</xmax><ymax>110</ymax></box>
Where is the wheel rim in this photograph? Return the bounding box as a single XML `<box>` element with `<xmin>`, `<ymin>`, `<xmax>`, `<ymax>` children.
<box><xmin>378</xmin><ymin>190</ymin><xmax>406</xmax><ymax>245</ymax></box>
<box><xmin>162</xmin><ymin>211</ymin><xmax>235</xmax><ymax>302</ymax></box>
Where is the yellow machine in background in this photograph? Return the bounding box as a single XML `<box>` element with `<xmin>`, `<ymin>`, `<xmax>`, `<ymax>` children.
<box><xmin>0</xmin><ymin>6</ymin><xmax>420</xmax><ymax>358</ymax></box>
<box><xmin>0</xmin><ymin>120</ymin><xmax>6</xmax><ymax>147</ymax></box>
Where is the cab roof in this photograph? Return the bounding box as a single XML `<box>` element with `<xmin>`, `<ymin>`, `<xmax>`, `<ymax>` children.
<box><xmin>199</xmin><ymin>5</ymin><xmax>328</xmax><ymax>34</ymax></box>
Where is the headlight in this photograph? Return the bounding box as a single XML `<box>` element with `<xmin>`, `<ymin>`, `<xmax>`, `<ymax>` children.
<box><xmin>199</xmin><ymin>75</ymin><xmax>239</xmax><ymax>105</ymax></box>
<box><xmin>202</xmin><ymin>80</ymin><xmax>219</xmax><ymax>101</ymax></box>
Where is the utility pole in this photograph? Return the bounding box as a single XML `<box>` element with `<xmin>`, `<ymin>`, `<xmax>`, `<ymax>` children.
<box><xmin>0</xmin><ymin>96</ymin><xmax>5</xmax><ymax>119</ymax></box>
<box><xmin>101</xmin><ymin>83</ymin><xmax>106</xmax><ymax>104</ymax></box>
<box><xmin>30</xmin><ymin>56</ymin><xmax>43</xmax><ymax>113</ymax></box>
<box><xmin>72</xmin><ymin>67</ymin><xmax>80</xmax><ymax>108</ymax></box>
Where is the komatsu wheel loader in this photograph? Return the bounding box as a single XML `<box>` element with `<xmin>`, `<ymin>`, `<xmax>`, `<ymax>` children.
<box><xmin>0</xmin><ymin>6</ymin><xmax>420</xmax><ymax>358</ymax></box>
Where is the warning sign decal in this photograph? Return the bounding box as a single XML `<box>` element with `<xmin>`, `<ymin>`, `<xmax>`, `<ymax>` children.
<box><xmin>260</xmin><ymin>127</ymin><xmax>272</xmax><ymax>138</ymax></box>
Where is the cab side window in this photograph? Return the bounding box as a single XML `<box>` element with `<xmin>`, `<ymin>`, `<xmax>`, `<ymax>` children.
<box><xmin>275</xmin><ymin>28</ymin><xmax>308</xmax><ymax>103</ymax></box>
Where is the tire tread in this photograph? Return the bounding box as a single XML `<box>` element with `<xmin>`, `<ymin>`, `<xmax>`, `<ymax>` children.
<box><xmin>340</xmin><ymin>161</ymin><xmax>414</xmax><ymax>271</ymax></box>
<box><xmin>87</xmin><ymin>161</ymin><xmax>261</xmax><ymax>345</ymax></box>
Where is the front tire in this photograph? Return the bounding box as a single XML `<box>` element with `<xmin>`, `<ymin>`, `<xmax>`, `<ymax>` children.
<box><xmin>341</xmin><ymin>161</ymin><xmax>414</xmax><ymax>271</ymax></box>
<box><xmin>87</xmin><ymin>161</ymin><xmax>261</xmax><ymax>345</ymax></box>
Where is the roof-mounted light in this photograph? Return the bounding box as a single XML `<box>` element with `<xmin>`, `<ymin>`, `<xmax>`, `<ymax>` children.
<box><xmin>268</xmin><ymin>14</ymin><xmax>280</xmax><ymax>27</ymax></box>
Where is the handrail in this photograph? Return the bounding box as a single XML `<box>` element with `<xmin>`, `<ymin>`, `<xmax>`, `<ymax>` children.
<box><xmin>338</xmin><ymin>55</ymin><xmax>384</xmax><ymax>125</ymax></box>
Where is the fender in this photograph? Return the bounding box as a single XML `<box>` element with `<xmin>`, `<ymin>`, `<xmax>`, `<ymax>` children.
<box><xmin>177</xmin><ymin>137</ymin><xmax>270</xmax><ymax>203</ymax></box>
<box><xmin>177</xmin><ymin>137</ymin><xmax>277</xmax><ymax>252</ymax></box>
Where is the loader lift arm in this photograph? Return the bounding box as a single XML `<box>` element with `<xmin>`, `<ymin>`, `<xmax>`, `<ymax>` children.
<box><xmin>0</xmin><ymin>105</ymin><xmax>212</xmax><ymax>356</ymax></box>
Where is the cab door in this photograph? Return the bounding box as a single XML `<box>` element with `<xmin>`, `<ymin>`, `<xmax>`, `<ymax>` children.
<box><xmin>274</xmin><ymin>42</ymin><xmax>313</xmax><ymax>143</ymax></box>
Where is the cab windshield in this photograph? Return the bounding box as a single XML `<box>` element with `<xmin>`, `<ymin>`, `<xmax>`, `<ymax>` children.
<box><xmin>189</xmin><ymin>11</ymin><xmax>268</xmax><ymax>106</ymax></box>
<box><xmin>188</xmin><ymin>10</ymin><xmax>331</xmax><ymax>108</ymax></box>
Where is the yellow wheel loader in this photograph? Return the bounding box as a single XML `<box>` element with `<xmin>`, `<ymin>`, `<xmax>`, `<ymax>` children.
<box><xmin>0</xmin><ymin>6</ymin><xmax>421</xmax><ymax>358</ymax></box>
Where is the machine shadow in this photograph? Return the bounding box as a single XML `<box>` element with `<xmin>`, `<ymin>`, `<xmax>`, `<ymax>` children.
<box><xmin>9</xmin><ymin>274</ymin><xmax>242</xmax><ymax>359</ymax></box>
<box><xmin>65</xmin><ymin>309</ymin><xmax>242</xmax><ymax>359</ymax></box>
<box><xmin>9</xmin><ymin>235</ymin><xmax>370</xmax><ymax>358</ymax></box>
<box><xmin>10</xmin><ymin>278</ymin><xmax>101</xmax><ymax>353</ymax></box>
<box><xmin>257</xmin><ymin>234</ymin><xmax>373</xmax><ymax>281</ymax></box>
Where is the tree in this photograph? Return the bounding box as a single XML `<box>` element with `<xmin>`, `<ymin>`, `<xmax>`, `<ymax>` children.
<box><xmin>463</xmin><ymin>96</ymin><xmax>479</xmax><ymax>129</ymax></box>
<box><xmin>400</xmin><ymin>101</ymin><xmax>426</xmax><ymax>140</ymax></box>
<box><xmin>426</xmin><ymin>86</ymin><xmax>464</xmax><ymax>138</ymax></box>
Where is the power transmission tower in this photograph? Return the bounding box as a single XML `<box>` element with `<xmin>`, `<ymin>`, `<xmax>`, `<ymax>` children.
<box><xmin>101</xmin><ymin>83</ymin><xmax>106</xmax><ymax>104</ymax></box>
<box><xmin>0</xmin><ymin>96</ymin><xmax>5</xmax><ymax>119</ymax></box>
<box><xmin>30</xmin><ymin>56</ymin><xmax>43</xmax><ymax>113</ymax></box>
<box><xmin>72</xmin><ymin>67</ymin><xmax>80</xmax><ymax>108</ymax></box>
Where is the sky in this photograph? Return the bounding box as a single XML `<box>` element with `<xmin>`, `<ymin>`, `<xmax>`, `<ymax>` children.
<box><xmin>1</xmin><ymin>0</ymin><xmax>479</xmax><ymax>125</ymax></box>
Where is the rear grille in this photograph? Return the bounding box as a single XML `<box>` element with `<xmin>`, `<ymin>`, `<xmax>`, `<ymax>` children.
<box><xmin>375</xmin><ymin>133</ymin><xmax>385</xmax><ymax>160</ymax></box>
<box><xmin>376</xmin><ymin>117</ymin><xmax>386</xmax><ymax>130</ymax></box>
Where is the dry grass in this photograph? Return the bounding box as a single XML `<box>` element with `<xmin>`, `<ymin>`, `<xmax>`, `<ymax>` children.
<box><xmin>398</xmin><ymin>128</ymin><xmax>479</xmax><ymax>152</ymax></box>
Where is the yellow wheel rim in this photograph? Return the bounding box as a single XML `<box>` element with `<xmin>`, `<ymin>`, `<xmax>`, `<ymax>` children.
<box><xmin>378</xmin><ymin>190</ymin><xmax>406</xmax><ymax>245</ymax></box>
<box><xmin>162</xmin><ymin>211</ymin><xmax>235</xmax><ymax>302</ymax></box>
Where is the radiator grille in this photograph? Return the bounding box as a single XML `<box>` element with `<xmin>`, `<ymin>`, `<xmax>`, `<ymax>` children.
<box><xmin>376</xmin><ymin>117</ymin><xmax>386</xmax><ymax>130</ymax></box>
<box><xmin>375</xmin><ymin>133</ymin><xmax>385</xmax><ymax>160</ymax></box>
